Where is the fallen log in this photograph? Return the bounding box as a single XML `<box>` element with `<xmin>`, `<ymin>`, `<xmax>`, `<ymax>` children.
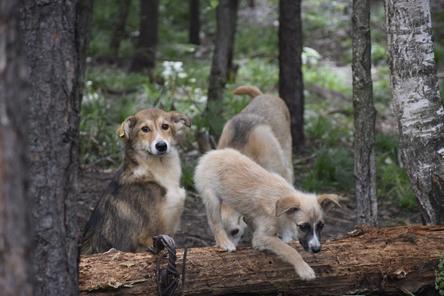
<box><xmin>79</xmin><ymin>225</ymin><xmax>444</xmax><ymax>295</ymax></box>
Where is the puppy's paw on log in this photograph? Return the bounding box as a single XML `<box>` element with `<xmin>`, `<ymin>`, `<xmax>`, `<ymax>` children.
<box><xmin>217</xmin><ymin>240</ymin><xmax>236</xmax><ymax>252</ymax></box>
<box><xmin>295</xmin><ymin>262</ymin><xmax>316</xmax><ymax>280</ymax></box>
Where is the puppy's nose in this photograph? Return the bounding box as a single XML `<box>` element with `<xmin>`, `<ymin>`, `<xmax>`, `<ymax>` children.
<box><xmin>155</xmin><ymin>141</ymin><xmax>168</xmax><ymax>153</ymax></box>
<box><xmin>311</xmin><ymin>246</ymin><xmax>321</xmax><ymax>253</ymax></box>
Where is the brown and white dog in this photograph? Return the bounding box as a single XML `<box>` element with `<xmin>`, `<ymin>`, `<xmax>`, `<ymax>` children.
<box><xmin>217</xmin><ymin>86</ymin><xmax>294</xmax><ymax>245</ymax></box>
<box><xmin>81</xmin><ymin>108</ymin><xmax>191</xmax><ymax>254</ymax></box>
<box><xmin>194</xmin><ymin>148</ymin><xmax>340</xmax><ymax>280</ymax></box>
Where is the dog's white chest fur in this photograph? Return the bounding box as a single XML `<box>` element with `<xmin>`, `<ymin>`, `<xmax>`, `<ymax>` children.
<box><xmin>134</xmin><ymin>149</ymin><xmax>186</xmax><ymax>216</ymax></box>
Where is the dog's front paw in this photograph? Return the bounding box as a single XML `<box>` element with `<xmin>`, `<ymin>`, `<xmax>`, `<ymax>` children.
<box><xmin>217</xmin><ymin>239</ymin><xmax>236</xmax><ymax>252</ymax></box>
<box><xmin>295</xmin><ymin>262</ymin><xmax>316</xmax><ymax>280</ymax></box>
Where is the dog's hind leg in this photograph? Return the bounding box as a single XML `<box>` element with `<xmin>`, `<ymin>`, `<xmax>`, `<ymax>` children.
<box><xmin>252</xmin><ymin>228</ymin><xmax>315</xmax><ymax>280</ymax></box>
<box><xmin>201</xmin><ymin>188</ymin><xmax>236</xmax><ymax>252</ymax></box>
<box><xmin>247</xmin><ymin>125</ymin><xmax>293</xmax><ymax>183</ymax></box>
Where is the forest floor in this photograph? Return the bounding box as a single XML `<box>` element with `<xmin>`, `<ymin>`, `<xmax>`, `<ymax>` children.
<box><xmin>78</xmin><ymin>0</ymin><xmax>441</xmax><ymax>249</ymax></box>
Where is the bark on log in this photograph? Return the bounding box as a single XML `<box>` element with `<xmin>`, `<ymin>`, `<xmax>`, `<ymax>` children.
<box><xmin>79</xmin><ymin>225</ymin><xmax>444</xmax><ymax>295</ymax></box>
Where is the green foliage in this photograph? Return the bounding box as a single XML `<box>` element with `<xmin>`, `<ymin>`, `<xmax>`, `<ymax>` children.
<box><xmin>304</xmin><ymin>64</ymin><xmax>352</xmax><ymax>96</ymax></box>
<box><xmin>436</xmin><ymin>257</ymin><xmax>444</xmax><ymax>295</ymax></box>
<box><xmin>301</xmin><ymin>147</ymin><xmax>354</xmax><ymax>193</ymax></box>
<box><xmin>375</xmin><ymin>134</ymin><xmax>416</xmax><ymax>210</ymax></box>
<box><xmin>83</xmin><ymin>0</ymin><xmax>444</xmax><ymax>216</ymax></box>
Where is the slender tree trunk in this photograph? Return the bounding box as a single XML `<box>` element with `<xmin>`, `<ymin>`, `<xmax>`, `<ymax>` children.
<box><xmin>130</xmin><ymin>0</ymin><xmax>159</xmax><ymax>72</ymax></box>
<box><xmin>21</xmin><ymin>0</ymin><xmax>92</xmax><ymax>295</ymax></box>
<box><xmin>189</xmin><ymin>0</ymin><xmax>200</xmax><ymax>45</ymax></box>
<box><xmin>110</xmin><ymin>0</ymin><xmax>131</xmax><ymax>56</ymax></box>
<box><xmin>206</xmin><ymin>0</ymin><xmax>239</xmax><ymax>137</ymax></box>
<box><xmin>279</xmin><ymin>0</ymin><xmax>304</xmax><ymax>150</ymax></box>
<box><xmin>385</xmin><ymin>0</ymin><xmax>444</xmax><ymax>224</ymax></box>
<box><xmin>0</xmin><ymin>1</ymin><xmax>32</xmax><ymax>295</ymax></box>
<box><xmin>352</xmin><ymin>0</ymin><xmax>377</xmax><ymax>226</ymax></box>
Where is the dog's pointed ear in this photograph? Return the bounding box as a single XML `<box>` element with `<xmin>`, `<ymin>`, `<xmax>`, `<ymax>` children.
<box><xmin>317</xmin><ymin>194</ymin><xmax>341</xmax><ymax>212</ymax></box>
<box><xmin>169</xmin><ymin>111</ymin><xmax>191</xmax><ymax>130</ymax></box>
<box><xmin>117</xmin><ymin>116</ymin><xmax>137</xmax><ymax>140</ymax></box>
<box><xmin>276</xmin><ymin>196</ymin><xmax>300</xmax><ymax>217</ymax></box>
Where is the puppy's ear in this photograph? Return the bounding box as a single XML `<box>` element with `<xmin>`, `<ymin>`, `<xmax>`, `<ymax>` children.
<box><xmin>117</xmin><ymin>116</ymin><xmax>137</xmax><ymax>140</ymax></box>
<box><xmin>169</xmin><ymin>111</ymin><xmax>191</xmax><ymax>130</ymax></box>
<box><xmin>275</xmin><ymin>196</ymin><xmax>300</xmax><ymax>217</ymax></box>
<box><xmin>317</xmin><ymin>194</ymin><xmax>341</xmax><ymax>212</ymax></box>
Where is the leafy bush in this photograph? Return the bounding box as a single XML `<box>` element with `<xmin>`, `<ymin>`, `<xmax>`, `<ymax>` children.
<box><xmin>437</xmin><ymin>258</ymin><xmax>444</xmax><ymax>295</ymax></box>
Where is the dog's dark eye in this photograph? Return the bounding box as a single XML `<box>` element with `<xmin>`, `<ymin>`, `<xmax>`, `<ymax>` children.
<box><xmin>230</xmin><ymin>229</ymin><xmax>239</xmax><ymax>236</ymax></box>
<box><xmin>298</xmin><ymin>223</ymin><xmax>310</xmax><ymax>232</ymax></box>
<box><xmin>287</xmin><ymin>207</ymin><xmax>299</xmax><ymax>214</ymax></box>
<box><xmin>317</xmin><ymin>221</ymin><xmax>324</xmax><ymax>230</ymax></box>
<box><xmin>161</xmin><ymin>123</ymin><xmax>169</xmax><ymax>130</ymax></box>
<box><xmin>141</xmin><ymin>126</ymin><xmax>150</xmax><ymax>133</ymax></box>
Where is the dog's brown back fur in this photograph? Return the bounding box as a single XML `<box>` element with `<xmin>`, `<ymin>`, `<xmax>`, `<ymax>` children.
<box><xmin>81</xmin><ymin>172</ymin><xmax>168</xmax><ymax>254</ymax></box>
<box><xmin>218</xmin><ymin>85</ymin><xmax>293</xmax><ymax>183</ymax></box>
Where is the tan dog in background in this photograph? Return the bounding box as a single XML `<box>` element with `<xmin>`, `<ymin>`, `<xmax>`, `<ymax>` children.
<box><xmin>194</xmin><ymin>148</ymin><xmax>340</xmax><ymax>280</ymax></box>
<box><xmin>81</xmin><ymin>108</ymin><xmax>191</xmax><ymax>254</ymax></box>
<box><xmin>217</xmin><ymin>86</ymin><xmax>294</xmax><ymax>245</ymax></box>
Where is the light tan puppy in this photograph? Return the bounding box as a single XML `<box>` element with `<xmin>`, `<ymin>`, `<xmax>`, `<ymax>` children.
<box><xmin>82</xmin><ymin>108</ymin><xmax>191</xmax><ymax>254</ymax></box>
<box><xmin>194</xmin><ymin>148</ymin><xmax>339</xmax><ymax>280</ymax></box>
<box><xmin>217</xmin><ymin>86</ymin><xmax>294</xmax><ymax>244</ymax></box>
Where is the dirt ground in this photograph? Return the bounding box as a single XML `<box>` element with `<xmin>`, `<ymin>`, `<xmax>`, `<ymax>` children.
<box><xmin>78</xmin><ymin>163</ymin><xmax>422</xmax><ymax>249</ymax></box>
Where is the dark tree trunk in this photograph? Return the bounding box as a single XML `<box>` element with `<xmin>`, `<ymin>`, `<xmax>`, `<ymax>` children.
<box><xmin>130</xmin><ymin>0</ymin><xmax>159</xmax><ymax>72</ymax></box>
<box><xmin>21</xmin><ymin>0</ymin><xmax>92</xmax><ymax>295</ymax></box>
<box><xmin>0</xmin><ymin>1</ymin><xmax>32</xmax><ymax>295</ymax></box>
<box><xmin>189</xmin><ymin>0</ymin><xmax>200</xmax><ymax>45</ymax></box>
<box><xmin>385</xmin><ymin>0</ymin><xmax>444</xmax><ymax>224</ymax></box>
<box><xmin>110</xmin><ymin>0</ymin><xmax>131</xmax><ymax>56</ymax></box>
<box><xmin>206</xmin><ymin>0</ymin><xmax>239</xmax><ymax>137</ymax></box>
<box><xmin>279</xmin><ymin>0</ymin><xmax>304</xmax><ymax>150</ymax></box>
<box><xmin>352</xmin><ymin>0</ymin><xmax>377</xmax><ymax>226</ymax></box>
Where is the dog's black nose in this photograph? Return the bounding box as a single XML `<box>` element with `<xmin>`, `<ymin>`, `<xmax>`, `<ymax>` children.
<box><xmin>155</xmin><ymin>141</ymin><xmax>168</xmax><ymax>152</ymax></box>
<box><xmin>311</xmin><ymin>246</ymin><xmax>321</xmax><ymax>253</ymax></box>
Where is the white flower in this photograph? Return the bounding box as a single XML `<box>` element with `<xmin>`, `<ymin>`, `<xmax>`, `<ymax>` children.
<box><xmin>173</xmin><ymin>61</ymin><xmax>183</xmax><ymax>72</ymax></box>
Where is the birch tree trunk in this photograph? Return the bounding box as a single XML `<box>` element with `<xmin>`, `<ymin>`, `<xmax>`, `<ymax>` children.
<box><xmin>21</xmin><ymin>0</ymin><xmax>92</xmax><ymax>294</ymax></box>
<box><xmin>385</xmin><ymin>0</ymin><xmax>444</xmax><ymax>224</ymax></box>
<box><xmin>352</xmin><ymin>0</ymin><xmax>377</xmax><ymax>226</ymax></box>
<box><xmin>279</xmin><ymin>0</ymin><xmax>304</xmax><ymax>150</ymax></box>
<box><xmin>0</xmin><ymin>1</ymin><xmax>32</xmax><ymax>295</ymax></box>
<box><xmin>130</xmin><ymin>0</ymin><xmax>159</xmax><ymax>72</ymax></box>
<box><xmin>206</xmin><ymin>0</ymin><xmax>239</xmax><ymax>137</ymax></box>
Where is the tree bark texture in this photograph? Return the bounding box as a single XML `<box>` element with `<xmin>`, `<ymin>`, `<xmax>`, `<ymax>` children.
<box><xmin>110</xmin><ymin>0</ymin><xmax>131</xmax><ymax>56</ymax></box>
<box><xmin>21</xmin><ymin>0</ymin><xmax>92</xmax><ymax>295</ymax></box>
<box><xmin>130</xmin><ymin>0</ymin><xmax>159</xmax><ymax>72</ymax></box>
<box><xmin>206</xmin><ymin>0</ymin><xmax>239</xmax><ymax>137</ymax></box>
<box><xmin>189</xmin><ymin>0</ymin><xmax>200</xmax><ymax>45</ymax></box>
<box><xmin>279</xmin><ymin>0</ymin><xmax>304</xmax><ymax>150</ymax></box>
<box><xmin>0</xmin><ymin>1</ymin><xmax>32</xmax><ymax>295</ymax></box>
<box><xmin>352</xmin><ymin>0</ymin><xmax>377</xmax><ymax>226</ymax></box>
<box><xmin>385</xmin><ymin>0</ymin><xmax>444</xmax><ymax>224</ymax></box>
<box><xmin>79</xmin><ymin>225</ymin><xmax>444</xmax><ymax>296</ymax></box>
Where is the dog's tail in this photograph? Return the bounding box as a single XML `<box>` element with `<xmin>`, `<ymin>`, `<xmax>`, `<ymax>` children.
<box><xmin>233</xmin><ymin>85</ymin><xmax>262</xmax><ymax>98</ymax></box>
